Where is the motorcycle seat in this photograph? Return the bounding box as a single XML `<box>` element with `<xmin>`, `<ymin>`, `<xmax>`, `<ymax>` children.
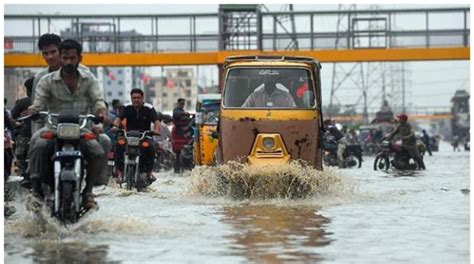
<box><xmin>127</xmin><ymin>130</ymin><xmax>142</xmax><ymax>138</ymax></box>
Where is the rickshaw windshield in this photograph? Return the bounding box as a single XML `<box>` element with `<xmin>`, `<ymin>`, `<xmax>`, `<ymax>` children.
<box><xmin>223</xmin><ymin>67</ymin><xmax>316</xmax><ymax>109</ymax></box>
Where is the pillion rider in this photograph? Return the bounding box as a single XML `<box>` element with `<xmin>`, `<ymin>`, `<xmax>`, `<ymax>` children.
<box><xmin>25</xmin><ymin>39</ymin><xmax>110</xmax><ymax>209</ymax></box>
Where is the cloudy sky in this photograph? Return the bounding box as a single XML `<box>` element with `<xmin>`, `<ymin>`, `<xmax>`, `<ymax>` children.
<box><xmin>4</xmin><ymin>4</ymin><xmax>471</xmax><ymax>112</ymax></box>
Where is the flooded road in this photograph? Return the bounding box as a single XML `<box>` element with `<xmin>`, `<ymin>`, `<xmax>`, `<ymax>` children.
<box><xmin>4</xmin><ymin>142</ymin><xmax>470</xmax><ymax>263</ymax></box>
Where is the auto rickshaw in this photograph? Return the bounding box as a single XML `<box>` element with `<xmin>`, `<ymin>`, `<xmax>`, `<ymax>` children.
<box><xmin>193</xmin><ymin>93</ymin><xmax>221</xmax><ymax>165</ymax></box>
<box><xmin>215</xmin><ymin>55</ymin><xmax>324</xmax><ymax>169</ymax></box>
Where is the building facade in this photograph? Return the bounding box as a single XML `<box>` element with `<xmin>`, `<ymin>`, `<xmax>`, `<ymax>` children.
<box><xmin>153</xmin><ymin>68</ymin><xmax>197</xmax><ymax>113</ymax></box>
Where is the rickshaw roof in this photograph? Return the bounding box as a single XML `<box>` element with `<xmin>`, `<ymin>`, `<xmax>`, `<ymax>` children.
<box><xmin>197</xmin><ymin>93</ymin><xmax>221</xmax><ymax>103</ymax></box>
<box><xmin>224</xmin><ymin>55</ymin><xmax>321</xmax><ymax>68</ymax></box>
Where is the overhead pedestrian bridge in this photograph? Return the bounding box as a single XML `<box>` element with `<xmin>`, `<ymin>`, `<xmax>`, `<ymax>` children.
<box><xmin>4</xmin><ymin>6</ymin><xmax>470</xmax><ymax>67</ymax></box>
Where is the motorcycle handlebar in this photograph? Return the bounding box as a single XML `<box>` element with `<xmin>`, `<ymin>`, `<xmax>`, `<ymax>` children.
<box><xmin>116</xmin><ymin>129</ymin><xmax>158</xmax><ymax>140</ymax></box>
<box><xmin>16</xmin><ymin>111</ymin><xmax>101</xmax><ymax>129</ymax></box>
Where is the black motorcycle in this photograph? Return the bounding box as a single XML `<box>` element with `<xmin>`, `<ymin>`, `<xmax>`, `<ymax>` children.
<box><xmin>172</xmin><ymin>114</ymin><xmax>195</xmax><ymax>173</ymax></box>
<box><xmin>116</xmin><ymin>130</ymin><xmax>155</xmax><ymax>191</ymax></box>
<box><xmin>323</xmin><ymin>139</ymin><xmax>363</xmax><ymax>168</ymax></box>
<box><xmin>18</xmin><ymin>111</ymin><xmax>101</xmax><ymax>224</ymax></box>
<box><xmin>180</xmin><ymin>138</ymin><xmax>195</xmax><ymax>171</ymax></box>
<box><xmin>153</xmin><ymin>135</ymin><xmax>174</xmax><ymax>172</ymax></box>
<box><xmin>374</xmin><ymin>140</ymin><xmax>420</xmax><ymax>171</ymax></box>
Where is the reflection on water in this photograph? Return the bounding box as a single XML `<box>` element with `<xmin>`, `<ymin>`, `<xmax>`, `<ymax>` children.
<box><xmin>220</xmin><ymin>205</ymin><xmax>332</xmax><ymax>263</ymax></box>
<box><xmin>26</xmin><ymin>240</ymin><xmax>115</xmax><ymax>264</ymax></box>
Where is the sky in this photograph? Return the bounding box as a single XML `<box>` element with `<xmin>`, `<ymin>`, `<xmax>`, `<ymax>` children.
<box><xmin>3</xmin><ymin>4</ymin><xmax>471</xmax><ymax>112</ymax></box>
<box><xmin>4</xmin><ymin>4</ymin><xmax>469</xmax><ymax>15</ymax></box>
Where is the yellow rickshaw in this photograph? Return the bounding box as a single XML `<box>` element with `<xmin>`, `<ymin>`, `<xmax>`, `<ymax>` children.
<box><xmin>193</xmin><ymin>94</ymin><xmax>221</xmax><ymax>165</ymax></box>
<box><xmin>215</xmin><ymin>55</ymin><xmax>324</xmax><ymax>169</ymax></box>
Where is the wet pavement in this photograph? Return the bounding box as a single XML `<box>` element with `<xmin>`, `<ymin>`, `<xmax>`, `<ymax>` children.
<box><xmin>4</xmin><ymin>142</ymin><xmax>470</xmax><ymax>263</ymax></box>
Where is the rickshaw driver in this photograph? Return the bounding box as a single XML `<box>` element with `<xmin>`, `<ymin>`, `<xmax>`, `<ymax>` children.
<box><xmin>241</xmin><ymin>75</ymin><xmax>296</xmax><ymax>108</ymax></box>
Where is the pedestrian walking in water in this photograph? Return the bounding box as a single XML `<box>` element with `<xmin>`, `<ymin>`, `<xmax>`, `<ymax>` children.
<box><xmin>452</xmin><ymin>135</ymin><xmax>461</xmax><ymax>151</ymax></box>
<box><xmin>421</xmin><ymin>130</ymin><xmax>432</xmax><ymax>156</ymax></box>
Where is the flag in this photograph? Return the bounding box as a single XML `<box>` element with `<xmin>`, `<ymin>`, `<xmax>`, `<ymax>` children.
<box><xmin>139</xmin><ymin>73</ymin><xmax>151</xmax><ymax>85</ymax></box>
<box><xmin>296</xmin><ymin>82</ymin><xmax>308</xmax><ymax>97</ymax></box>
<box><xmin>166</xmin><ymin>79</ymin><xmax>174</xmax><ymax>89</ymax></box>
<box><xmin>105</xmin><ymin>67</ymin><xmax>116</xmax><ymax>81</ymax></box>
<box><xmin>4</xmin><ymin>39</ymin><xmax>13</xmax><ymax>50</ymax></box>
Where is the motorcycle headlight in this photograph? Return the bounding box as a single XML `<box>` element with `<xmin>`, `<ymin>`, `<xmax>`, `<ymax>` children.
<box><xmin>127</xmin><ymin>137</ymin><xmax>140</xmax><ymax>146</ymax></box>
<box><xmin>57</xmin><ymin>123</ymin><xmax>80</xmax><ymax>140</ymax></box>
<box><xmin>262</xmin><ymin>137</ymin><xmax>275</xmax><ymax>150</ymax></box>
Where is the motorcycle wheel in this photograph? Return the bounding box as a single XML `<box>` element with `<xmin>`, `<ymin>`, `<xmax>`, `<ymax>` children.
<box><xmin>126</xmin><ymin>164</ymin><xmax>136</xmax><ymax>191</ymax></box>
<box><xmin>153</xmin><ymin>155</ymin><xmax>161</xmax><ymax>173</ymax></box>
<box><xmin>59</xmin><ymin>182</ymin><xmax>77</xmax><ymax>223</ymax></box>
<box><xmin>344</xmin><ymin>154</ymin><xmax>362</xmax><ymax>168</ymax></box>
<box><xmin>374</xmin><ymin>155</ymin><xmax>390</xmax><ymax>171</ymax></box>
<box><xmin>357</xmin><ymin>156</ymin><xmax>362</xmax><ymax>168</ymax></box>
<box><xmin>164</xmin><ymin>153</ymin><xmax>174</xmax><ymax>171</ymax></box>
<box><xmin>136</xmin><ymin>172</ymin><xmax>147</xmax><ymax>192</ymax></box>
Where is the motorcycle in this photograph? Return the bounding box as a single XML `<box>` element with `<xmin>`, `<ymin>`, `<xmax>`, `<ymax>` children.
<box><xmin>116</xmin><ymin>130</ymin><xmax>155</xmax><ymax>191</ymax></box>
<box><xmin>373</xmin><ymin>140</ymin><xmax>421</xmax><ymax>171</ymax></box>
<box><xmin>180</xmin><ymin>138</ymin><xmax>195</xmax><ymax>171</ymax></box>
<box><xmin>153</xmin><ymin>135</ymin><xmax>175</xmax><ymax>172</ymax></box>
<box><xmin>323</xmin><ymin>138</ymin><xmax>363</xmax><ymax>168</ymax></box>
<box><xmin>18</xmin><ymin>111</ymin><xmax>101</xmax><ymax>224</ymax></box>
<box><xmin>172</xmin><ymin>114</ymin><xmax>195</xmax><ymax>173</ymax></box>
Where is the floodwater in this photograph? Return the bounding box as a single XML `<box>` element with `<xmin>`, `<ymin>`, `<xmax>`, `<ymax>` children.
<box><xmin>4</xmin><ymin>142</ymin><xmax>470</xmax><ymax>263</ymax></box>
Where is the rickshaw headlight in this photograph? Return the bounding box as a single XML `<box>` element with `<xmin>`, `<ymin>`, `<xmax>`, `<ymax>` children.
<box><xmin>262</xmin><ymin>137</ymin><xmax>275</xmax><ymax>150</ymax></box>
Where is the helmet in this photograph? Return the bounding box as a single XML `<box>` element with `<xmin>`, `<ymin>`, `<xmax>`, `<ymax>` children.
<box><xmin>396</xmin><ymin>113</ymin><xmax>408</xmax><ymax>121</ymax></box>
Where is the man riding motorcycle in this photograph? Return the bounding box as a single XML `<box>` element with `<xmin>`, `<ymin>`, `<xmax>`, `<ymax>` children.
<box><xmin>386</xmin><ymin>113</ymin><xmax>426</xmax><ymax>170</ymax></box>
<box><xmin>11</xmin><ymin>77</ymin><xmax>34</xmax><ymax>188</ymax></box>
<box><xmin>323</xmin><ymin>119</ymin><xmax>346</xmax><ymax>168</ymax></box>
<box><xmin>112</xmin><ymin>88</ymin><xmax>161</xmax><ymax>183</ymax></box>
<box><xmin>25</xmin><ymin>39</ymin><xmax>109</xmax><ymax>209</ymax></box>
<box><xmin>172</xmin><ymin>98</ymin><xmax>193</xmax><ymax>173</ymax></box>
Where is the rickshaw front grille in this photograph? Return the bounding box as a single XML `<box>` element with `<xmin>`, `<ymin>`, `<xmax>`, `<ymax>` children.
<box><xmin>256</xmin><ymin>151</ymin><xmax>284</xmax><ymax>158</ymax></box>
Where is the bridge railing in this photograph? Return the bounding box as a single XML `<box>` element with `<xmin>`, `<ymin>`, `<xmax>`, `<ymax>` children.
<box><xmin>4</xmin><ymin>7</ymin><xmax>469</xmax><ymax>54</ymax></box>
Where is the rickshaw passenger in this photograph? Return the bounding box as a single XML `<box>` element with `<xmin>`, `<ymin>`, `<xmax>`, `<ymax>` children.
<box><xmin>241</xmin><ymin>78</ymin><xmax>296</xmax><ymax>108</ymax></box>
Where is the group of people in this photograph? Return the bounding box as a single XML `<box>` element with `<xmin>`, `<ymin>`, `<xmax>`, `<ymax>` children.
<box><xmin>4</xmin><ymin>33</ymin><xmax>194</xmax><ymax>215</ymax></box>
<box><xmin>323</xmin><ymin>113</ymin><xmax>427</xmax><ymax>170</ymax></box>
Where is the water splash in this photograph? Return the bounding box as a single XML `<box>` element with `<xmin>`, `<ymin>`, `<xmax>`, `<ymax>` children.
<box><xmin>75</xmin><ymin>217</ymin><xmax>157</xmax><ymax>235</ymax></box>
<box><xmin>5</xmin><ymin>202</ymin><xmax>69</xmax><ymax>239</ymax></box>
<box><xmin>187</xmin><ymin>161</ymin><xmax>345</xmax><ymax>200</ymax></box>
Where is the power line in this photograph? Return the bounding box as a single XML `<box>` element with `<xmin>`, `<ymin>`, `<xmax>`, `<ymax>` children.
<box><xmin>412</xmin><ymin>78</ymin><xmax>469</xmax><ymax>85</ymax></box>
<box><xmin>411</xmin><ymin>66</ymin><xmax>468</xmax><ymax>73</ymax></box>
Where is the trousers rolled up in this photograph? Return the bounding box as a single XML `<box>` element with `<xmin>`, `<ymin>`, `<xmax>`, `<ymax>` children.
<box><xmin>337</xmin><ymin>138</ymin><xmax>347</xmax><ymax>168</ymax></box>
